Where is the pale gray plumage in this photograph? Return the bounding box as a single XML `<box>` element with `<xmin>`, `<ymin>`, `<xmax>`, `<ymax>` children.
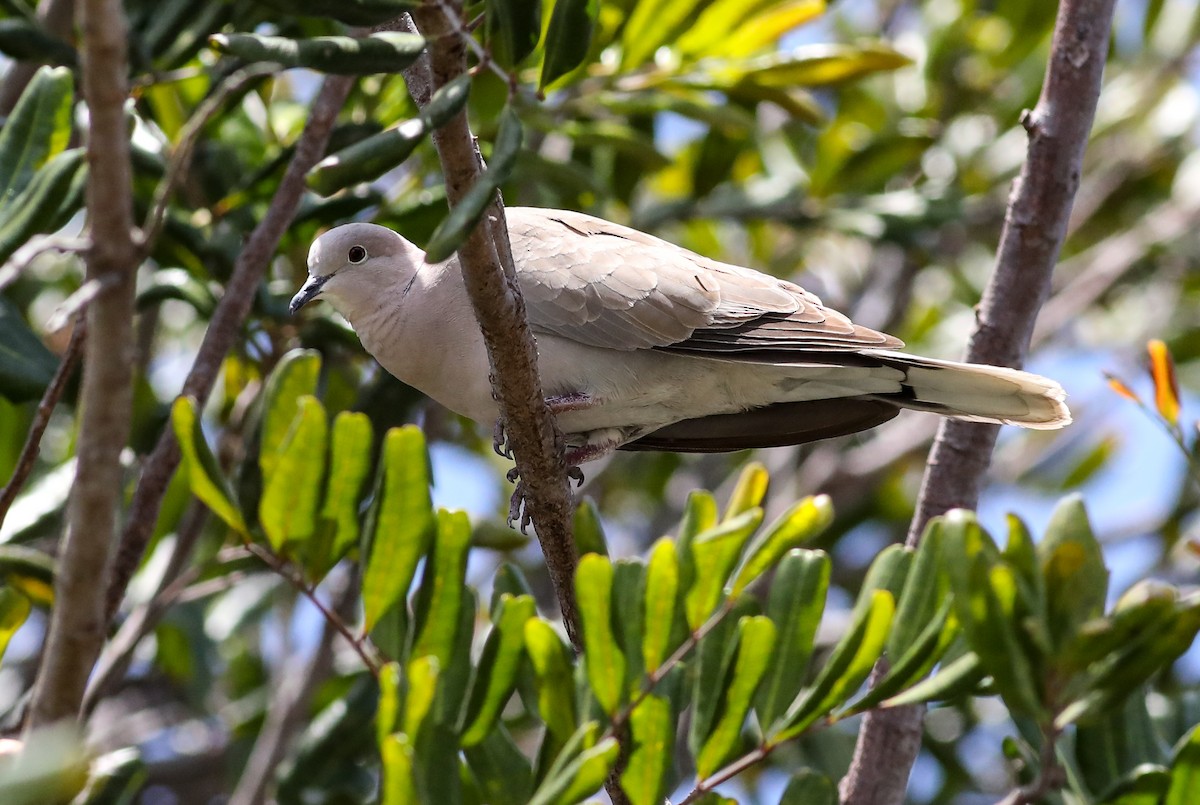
<box><xmin>291</xmin><ymin>207</ymin><xmax>1070</xmax><ymax>461</ymax></box>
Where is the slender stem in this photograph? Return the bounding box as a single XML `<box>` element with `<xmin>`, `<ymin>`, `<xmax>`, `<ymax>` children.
<box><xmin>840</xmin><ymin>2</ymin><xmax>1117</xmax><ymax>802</ymax></box>
<box><xmin>996</xmin><ymin>724</ymin><xmax>1064</xmax><ymax>805</ymax></box>
<box><xmin>0</xmin><ymin>316</ymin><xmax>85</xmax><ymax>531</ymax></box>
<box><xmin>27</xmin><ymin>0</ymin><xmax>137</xmax><ymax>729</ymax></box>
<box><xmin>106</xmin><ymin>74</ymin><xmax>355</xmax><ymax>624</ymax></box>
<box><xmin>677</xmin><ymin>744</ymin><xmax>776</xmax><ymax>805</ymax></box>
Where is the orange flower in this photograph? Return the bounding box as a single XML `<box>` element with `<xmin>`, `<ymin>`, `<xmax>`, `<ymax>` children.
<box><xmin>1147</xmin><ymin>340</ymin><xmax>1181</xmax><ymax>426</ymax></box>
<box><xmin>1103</xmin><ymin>372</ymin><xmax>1141</xmax><ymax>404</ymax></box>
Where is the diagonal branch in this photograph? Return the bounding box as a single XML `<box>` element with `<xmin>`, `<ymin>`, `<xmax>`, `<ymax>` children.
<box><xmin>26</xmin><ymin>0</ymin><xmax>137</xmax><ymax>729</ymax></box>
<box><xmin>397</xmin><ymin>9</ymin><xmax>580</xmax><ymax>646</ymax></box>
<box><xmin>839</xmin><ymin>2</ymin><xmax>1117</xmax><ymax>803</ymax></box>
<box><xmin>105</xmin><ymin>74</ymin><xmax>355</xmax><ymax>622</ymax></box>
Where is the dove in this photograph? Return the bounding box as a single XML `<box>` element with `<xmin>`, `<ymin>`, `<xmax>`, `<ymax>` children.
<box><xmin>290</xmin><ymin>207</ymin><xmax>1069</xmax><ymax>467</ymax></box>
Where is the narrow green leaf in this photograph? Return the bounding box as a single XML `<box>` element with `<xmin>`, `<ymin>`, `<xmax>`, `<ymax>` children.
<box><xmin>685</xmin><ymin>508</ymin><xmax>762</xmax><ymax>631</ymax></box>
<box><xmin>463</xmin><ymin>724</ymin><xmax>535</xmax><ymax>805</ymax></box>
<box><xmin>0</xmin><ymin>20</ymin><xmax>77</xmax><ymax>69</ymax></box>
<box><xmin>411</xmin><ymin>509</ymin><xmax>472</xmax><ymax>666</ymax></box>
<box><xmin>620</xmin><ymin>0</ymin><xmax>704</xmax><ymax>69</ymax></box>
<box><xmin>620</xmin><ymin>694</ymin><xmax>673</xmax><ymax>805</ymax></box>
<box><xmin>887</xmin><ymin>519</ymin><xmax>946</xmax><ymax>658</ymax></box>
<box><xmin>572</xmin><ymin>497</ymin><xmax>608</xmax><ymax>557</ymax></box>
<box><xmin>690</xmin><ymin>595</ymin><xmax>758</xmax><ymax>758</ymax></box>
<box><xmin>539</xmin><ymin>0</ymin><xmax>597</xmax><ymax>89</ymax></box>
<box><xmin>376</xmin><ymin>661</ymin><xmax>402</xmax><ymax>747</ymax></box>
<box><xmin>882</xmin><ymin>651</ymin><xmax>984</xmax><ymax>709</ymax></box>
<box><xmin>529</xmin><ymin>737</ymin><xmax>619</xmax><ymax>805</ymax></box>
<box><xmin>209</xmin><ymin>32</ymin><xmax>427</xmax><ymax>75</ymax></box>
<box><xmin>1166</xmin><ymin>724</ymin><xmax>1200</xmax><ymax>805</ymax></box>
<box><xmin>404</xmin><ymin>655</ymin><xmax>440</xmax><ymax>737</ymax></box>
<box><xmin>0</xmin><ymin>65</ymin><xmax>73</xmax><ymax>209</ymax></box>
<box><xmin>845</xmin><ymin>598</ymin><xmax>956</xmax><ymax>714</ymax></box>
<box><xmin>677</xmin><ymin>489</ymin><xmax>718</xmax><ymax>599</ymax></box>
<box><xmin>0</xmin><ymin>545</ymin><xmax>55</xmax><ymax>608</ymax></box>
<box><xmin>0</xmin><ymin>586</ymin><xmax>31</xmax><ymax>665</ymax></box>
<box><xmin>642</xmin><ymin>538</ymin><xmax>679</xmax><ymax>673</ymax></box>
<box><xmin>0</xmin><ymin>147</ymin><xmax>86</xmax><ymax>266</ymax></box>
<box><xmin>613</xmin><ymin>558</ymin><xmax>647</xmax><ymax>689</ymax></box>
<box><xmin>852</xmin><ymin>544</ymin><xmax>911</xmax><ymax>619</ymax></box>
<box><xmin>171</xmin><ymin>397</ymin><xmax>247</xmax><ymax>535</ymax></box>
<box><xmin>755</xmin><ymin>549</ymin><xmax>830</xmax><ymax>726</ymax></box>
<box><xmin>729</xmin><ymin>495</ymin><xmax>832</xmax><ymax>595</ymax></box>
<box><xmin>773</xmin><ymin>590</ymin><xmax>895</xmax><ymax>740</ymax></box>
<box><xmin>575</xmin><ymin>553</ymin><xmax>625</xmax><ymax>716</ymax></box>
<box><xmin>380</xmin><ymin>733</ymin><xmax>419</xmax><ymax>805</ymax></box>
<box><xmin>779</xmin><ymin>768</ymin><xmax>836</xmax><ymax>805</ymax></box>
<box><xmin>1039</xmin><ymin>495</ymin><xmax>1109</xmax><ymax>652</ymax></box>
<box><xmin>711</xmin><ymin>42</ymin><xmax>912</xmax><ymax>88</ymax></box>
<box><xmin>320</xmin><ymin>411</ymin><xmax>373</xmax><ymax>560</ymax></box>
<box><xmin>424</xmin><ymin>105</ymin><xmax>524</xmax><ymax>264</ymax></box>
<box><xmin>524</xmin><ymin>618</ymin><xmax>578</xmax><ymax>741</ymax></box>
<box><xmin>487</xmin><ymin>0</ymin><xmax>541</xmax><ymax>67</ymax></box>
<box><xmin>0</xmin><ymin>297</ymin><xmax>58</xmax><ymax>404</ymax></box>
<box><xmin>461</xmin><ymin>594</ymin><xmax>537</xmax><ymax>746</ymax></box>
<box><xmin>259</xmin><ymin>349</ymin><xmax>321</xmax><ymax>479</ymax></box>
<box><xmin>723</xmin><ymin>461</ymin><xmax>769</xmax><ymax>521</ymax></box>
<box><xmin>697</xmin><ymin>615</ymin><xmax>777</xmax><ymax>777</ymax></box>
<box><xmin>361</xmin><ymin>425</ymin><xmax>434</xmax><ymax>631</ymax></box>
<box><xmin>259</xmin><ymin>396</ymin><xmax>327</xmax><ymax>551</ymax></box>
<box><xmin>491</xmin><ymin>562</ymin><xmax>534</xmax><ymax>618</ymax></box>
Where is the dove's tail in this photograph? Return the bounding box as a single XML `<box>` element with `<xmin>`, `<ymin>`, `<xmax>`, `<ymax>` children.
<box><xmin>863</xmin><ymin>350</ymin><xmax>1071</xmax><ymax>429</ymax></box>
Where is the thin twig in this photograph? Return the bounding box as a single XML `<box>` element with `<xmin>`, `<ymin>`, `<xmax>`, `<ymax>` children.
<box><xmin>244</xmin><ymin>543</ymin><xmax>382</xmax><ymax>675</ymax></box>
<box><xmin>139</xmin><ymin>63</ymin><xmax>280</xmax><ymax>255</ymax></box>
<box><xmin>0</xmin><ymin>236</ymin><xmax>89</xmax><ymax>293</ymax></box>
<box><xmin>0</xmin><ymin>316</ymin><xmax>85</xmax><ymax>532</ymax></box>
<box><xmin>839</xmin><ymin>2</ymin><xmax>1117</xmax><ymax>802</ymax></box>
<box><xmin>27</xmin><ymin>0</ymin><xmax>139</xmax><ymax>729</ymax></box>
<box><xmin>106</xmin><ymin>74</ymin><xmax>355</xmax><ymax>624</ymax></box>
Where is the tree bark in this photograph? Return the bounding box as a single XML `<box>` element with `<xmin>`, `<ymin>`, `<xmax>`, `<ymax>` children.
<box><xmin>27</xmin><ymin>0</ymin><xmax>136</xmax><ymax>729</ymax></box>
<box><xmin>839</xmin><ymin>1</ymin><xmax>1117</xmax><ymax>802</ymax></box>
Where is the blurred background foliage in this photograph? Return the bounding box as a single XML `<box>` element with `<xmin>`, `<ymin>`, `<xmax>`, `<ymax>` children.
<box><xmin>0</xmin><ymin>0</ymin><xmax>1197</xmax><ymax>802</ymax></box>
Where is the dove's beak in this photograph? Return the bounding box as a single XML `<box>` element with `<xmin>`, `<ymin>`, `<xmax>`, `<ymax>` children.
<box><xmin>290</xmin><ymin>274</ymin><xmax>330</xmax><ymax>315</ymax></box>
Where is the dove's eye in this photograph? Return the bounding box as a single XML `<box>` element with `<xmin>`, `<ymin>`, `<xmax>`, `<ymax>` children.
<box><xmin>348</xmin><ymin>245</ymin><xmax>368</xmax><ymax>264</ymax></box>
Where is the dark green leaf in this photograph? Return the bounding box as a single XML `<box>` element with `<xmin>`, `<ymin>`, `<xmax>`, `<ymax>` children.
<box><xmin>696</xmin><ymin>615</ymin><xmax>776</xmax><ymax>777</ymax></box>
<box><xmin>778</xmin><ymin>768</ymin><xmax>836</xmax><ymax>805</ymax></box>
<box><xmin>572</xmin><ymin>497</ymin><xmax>608</xmax><ymax>556</ymax></box>
<box><xmin>0</xmin><ymin>147</ymin><xmax>86</xmax><ymax>266</ymax></box>
<box><xmin>755</xmin><ymin>549</ymin><xmax>829</xmax><ymax>726</ymax></box>
<box><xmin>487</xmin><ymin>0</ymin><xmax>540</xmax><ymax>67</ymax></box>
<box><xmin>463</xmin><ymin>724</ymin><xmax>534</xmax><ymax>805</ymax></box>
<box><xmin>539</xmin><ymin>0</ymin><xmax>597</xmax><ymax>89</ymax></box>
<box><xmin>0</xmin><ymin>297</ymin><xmax>57</xmax><ymax>404</ymax></box>
<box><xmin>460</xmin><ymin>594</ymin><xmax>537</xmax><ymax>745</ymax></box>
<box><xmin>252</xmin><ymin>0</ymin><xmax>418</xmax><ymax>25</ymax></box>
<box><xmin>0</xmin><ymin>65</ymin><xmax>73</xmax><ymax>208</ymax></box>
<box><xmin>0</xmin><ymin>21</ymin><xmax>76</xmax><ymax>68</ymax></box>
<box><xmin>1039</xmin><ymin>495</ymin><xmax>1108</xmax><ymax>652</ymax></box>
<box><xmin>209</xmin><ymin>32</ymin><xmax>427</xmax><ymax>75</ymax></box>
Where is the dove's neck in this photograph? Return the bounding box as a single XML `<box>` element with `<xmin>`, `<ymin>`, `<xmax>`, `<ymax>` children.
<box><xmin>350</xmin><ymin>255</ymin><xmax>496</xmax><ymax>422</ymax></box>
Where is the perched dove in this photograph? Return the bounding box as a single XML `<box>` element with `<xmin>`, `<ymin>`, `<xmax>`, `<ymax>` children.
<box><xmin>291</xmin><ymin>208</ymin><xmax>1070</xmax><ymax>466</ymax></box>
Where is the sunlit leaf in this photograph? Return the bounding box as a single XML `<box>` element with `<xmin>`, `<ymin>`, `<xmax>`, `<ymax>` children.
<box><xmin>259</xmin><ymin>396</ymin><xmax>327</xmax><ymax>552</ymax></box>
<box><xmin>171</xmin><ymin>397</ymin><xmax>247</xmax><ymax>535</ymax></box>
<box><xmin>696</xmin><ymin>615</ymin><xmax>776</xmax><ymax>777</ymax></box>
<box><xmin>642</xmin><ymin>538</ymin><xmax>679</xmax><ymax>673</ymax></box>
<box><xmin>575</xmin><ymin>553</ymin><xmax>625</xmax><ymax>715</ymax></box>
<box><xmin>0</xmin><ymin>587</ymin><xmax>30</xmax><ymax>665</ymax></box>
<box><xmin>259</xmin><ymin>349</ymin><xmax>321</xmax><ymax>480</ymax></box>
<box><xmin>729</xmin><ymin>495</ymin><xmax>832</xmax><ymax>595</ymax></box>
<box><xmin>1147</xmin><ymin>339</ymin><xmax>1180</xmax><ymax>426</ymax></box>
<box><xmin>411</xmin><ymin>509</ymin><xmax>472</xmax><ymax>667</ymax></box>
<box><xmin>524</xmin><ymin>618</ymin><xmax>578</xmax><ymax>741</ymax></box>
<box><xmin>723</xmin><ymin>461</ymin><xmax>768</xmax><ymax>521</ymax></box>
<box><xmin>685</xmin><ymin>508</ymin><xmax>762</xmax><ymax>630</ymax></box>
<box><xmin>460</xmin><ymin>594</ymin><xmax>537</xmax><ymax>746</ymax></box>
<box><xmin>755</xmin><ymin>549</ymin><xmax>829</xmax><ymax>726</ymax></box>
<box><xmin>620</xmin><ymin>694</ymin><xmax>673</xmax><ymax>805</ymax></box>
<box><xmin>0</xmin><ymin>66</ymin><xmax>73</xmax><ymax>210</ymax></box>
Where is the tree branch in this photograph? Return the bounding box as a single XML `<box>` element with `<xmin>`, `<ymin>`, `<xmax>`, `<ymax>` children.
<box><xmin>839</xmin><ymin>2</ymin><xmax>1116</xmax><ymax>802</ymax></box>
<box><xmin>0</xmin><ymin>315</ymin><xmax>84</xmax><ymax>532</ymax></box>
<box><xmin>26</xmin><ymin>0</ymin><xmax>136</xmax><ymax>729</ymax></box>
<box><xmin>105</xmin><ymin>74</ymin><xmax>355</xmax><ymax>622</ymax></box>
<box><xmin>397</xmin><ymin>9</ymin><xmax>580</xmax><ymax>645</ymax></box>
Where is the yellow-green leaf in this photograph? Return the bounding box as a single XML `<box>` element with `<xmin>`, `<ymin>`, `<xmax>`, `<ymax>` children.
<box><xmin>729</xmin><ymin>494</ymin><xmax>832</xmax><ymax>595</ymax></box>
<box><xmin>460</xmin><ymin>594</ymin><xmax>537</xmax><ymax>746</ymax></box>
<box><xmin>524</xmin><ymin>618</ymin><xmax>578</xmax><ymax>741</ymax></box>
<box><xmin>575</xmin><ymin>553</ymin><xmax>625</xmax><ymax>715</ymax></box>
<box><xmin>171</xmin><ymin>397</ymin><xmax>247</xmax><ymax>535</ymax></box>
<box><xmin>642</xmin><ymin>538</ymin><xmax>679</xmax><ymax>673</ymax></box>
<box><xmin>410</xmin><ymin>509</ymin><xmax>472</xmax><ymax>666</ymax></box>
<box><xmin>755</xmin><ymin>548</ymin><xmax>829</xmax><ymax>726</ymax></box>
<box><xmin>620</xmin><ymin>694</ymin><xmax>673</xmax><ymax>805</ymax></box>
<box><xmin>0</xmin><ymin>586</ymin><xmax>30</xmax><ymax>665</ymax></box>
<box><xmin>697</xmin><ymin>616</ymin><xmax>776</xmax><ymax>777</ymax></box>
<box><xmin>321</xmin><ymin>411</ymin><xmax>373</xmax><ymax>560</ymax></box>
<box><xmin>685</xmin><ymin>508</ymin><xmax>762</xmax><ymax>630</ymax></box>
<box><xmin>259</xmin><ymin>396</ymin><xmax>327</xmax><ymax>552</ymax></box>
<box><xmin>380</xmin><ymin>733</ymin><xmax>418</xmax><ymax>805</ymax></box>
<box><xmin>259</xmin><ymin>349</ymin><xmax>321</xmax><ymax>480</ymax></box>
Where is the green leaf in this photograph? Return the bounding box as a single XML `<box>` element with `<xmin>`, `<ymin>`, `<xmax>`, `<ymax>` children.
<box><xmin>642</xmin><ymin>538</ymin><xmax>679</xmax><ymax>674</ymax></box>
<box><xmin>361</xmin><ymin>425</ymin><xmax>434</xmax><ymax>632</ymax></box>
<box><xmin>685</xmin><ymin>508</ymin><xmax>762</xmax><ymax>631</ymax></box>
<box><xmin>539</xmin><ymin>0</ymin><xmax>597</xmax><ymax>89</ymax></box>
<box><xmin>845</xmin><ymin>598</ymin><xmax>956</xmax><ymax>714</ymax></box>
<box><xmin>621</xmin><ymin>694</ymin><xmax>673</xmax><ymax>805</ymax></box>
<box><xmin>613</xmin><ymin>558</ymin><xmax>647</xmax><ymax>688</ymax></box>
<box><xmin>888</xmin><ymin>519</ymin><xmax>947</xmax><ymax>658</ymax></box>
<box><xmin>423</xmin><ymin>105</ymin><xmax>524</xmax><ymax>264</ymax></box>
<box><xmin>0</xmin><ymin>586</ymin><xmax>30</xmax><ymax>665</ymax></box>
<box><xmin>729</xmin><ymin>494</ymin><xmax>832</xmax><ymax>595</ymax></box>
<box><xmin>404</xmin><ymin>654</ymin><xmax>440</xmax><ymax>737</ymax></box>
<box><xmin>209</xmin><ymin>32</ymin><xmax>427</xmax><ymax>75</ymax></box>
<box><xmin>376</xmin><ymin>661</ymin><xmax>402</xmax><ymax>746</ymax></box>
<box><xmin>677</xmin><ymin>489</ymin><xmax>718</xmax><ymax>598</ymax></box>
<box><xmin>1166</xmin><ymin>724</ymin><xmax>1200</xmax><ymax>805</ymax></box>
<box><xmin>696</xmin><ymin>615</ymin><xmax>776</xmax><ymax>777</ymax></box>
<box><xmin>460</xmin><ymin>594</ymin><xmax>537</xmax><ymax>746</ymax></box>
<box><xmin>575</xmin><ymin>553</ymin><xmax>626</xmax><ymax>716</ymax></box>
<box><xmin>1039</xmin><ymin>495</ymin><xmax>1108</xmax><ymax>652</ymax></box>
<box><xmin>0</xmin><ymin>20</ymin><xmax>76</xmax><ymax>69</ymax></box>
<box><xmin>411</xmin><ymin>509</ymin><xmax>472</xmax><ymax>667</ymax></box>
<box><xmin>0</xmin><ymin>147</ymin><xmax>86</xmax><ymax>266</ymax></box>
<box><xmin>0</xmin><ymin>65</ymin><xmax>73</xmax><ymax>210</ymax></box>
<box><xmin>487</xmin><ymin>0</ymin><xmax>540</xmax><ymax>67</ymax></box>
<box><xmin>529</xmin><ymin>736</ymin><xmax>619</xmax><ymax>805</ymax></box>
<box><xmin>755</xmin><ymin>549</ymin><xmax>830</xmax><ymax>726</ymax></box>
<box><xmin>723</xmin><ymin>461</ymin><xmax>769</xmax><ymax>521</ymax></box>
<box><xmin>572</xmin><ymin>497</ymin><xmax>608</xmax><ymax>557</ymax></box>
<box><xmin>852</xmin><ymin>543</ymin><xmax>912</xmax><ymax>620</ymax></box>
<box><xmin>778</xmin><ymin>768</ymin><xmax>836</xmax><ymax>805</ymax></box>
<box><xmin>0</xmin><ymin>297</ymin><xmax>57</xmax><ymax>404</ymax></box>
<box><xmin>259</xmin><ymin>396</ymin><xmax>327</xmax><ymax>552</ymax></box>
<box><xmin>319</xmin><ymin>411</ymin><xmax>373</xmax><ymax>561</ymax></box>
<box><xmin>689</xmin><ymin>595</ymin><xmax>758</xmax><ymax>758</ymax></box>
<box><xmin>882</xmin><ymin>651</ymin><xmax>984</xmax><ymax>708</ymax></box>
<box><xmin>1096</xmin><ymin>764</ymin><xmax>1171</xmax><ymax>805</ymax></box>
<box><xmin>259</xmin><ymin>349</ymin><xmax>322</xmax><ymax>480</ymax></box>
<box><xmin>620</xmin><ymin>0</ymin><xmax>705</xmax><ymax>69</ymax></box>
<box><xmin>523</xmin><ymin>618</ymin><xmax>578</xmax><ymax>742</ymax></box>
<box><xmin>463</xmin><ymin>725</ymin><xmax>535</xmax><ymax>805</ymax></box>
<box><xmin>0</xmin><ymin>545</ymin><xmax>55</xmax><ymax>608</ymax></box>
<box><xmin>380</xmin><ymin>733</ymin><xmax>419</xmax><ymax>805</ymax></box>
<box><xmin>772</xmin><ymin>590</ymin><xmax>894</xmax><ymax>740</ymax></box>
<box><xmin>713</xmin><ymin>42</ymin><xmax>912</xmax><ymax>88</ymax></box>
<box><xmin>491</xmin><ymin>562</ymin><xmax>534</xmax><ymax>618</ymax></box>
<box><xmin>171</xmin><ymin>397</ymin><xmax>247</xmax><ymax>535</ymax></box>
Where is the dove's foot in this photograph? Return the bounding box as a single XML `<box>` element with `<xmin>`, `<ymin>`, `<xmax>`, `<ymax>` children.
<box><xmin>493</xmin><ymin>418</ymin><xmax>512</xmax><ymax>458</ymax></box>
<box><xmin>492</xmin><ymin>393</ymin><xmax>595</xmax><ymax>459</ymax></box>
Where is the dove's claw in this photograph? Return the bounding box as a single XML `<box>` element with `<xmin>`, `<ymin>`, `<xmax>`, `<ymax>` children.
<box><xmin>507</xmin><ymin>481</ymin><xmax>535</xmax><ymax>532</ymax></box>
<box><xmin>568</xmin><ymin>466</ymin><xmax>585</xmax><ymax>487</ymax></box>
<box><xmin>506</xmin><ymin>466</ymin><xmax>521</xmax><ymax>484</ymax></box>
<box><xmin>493</xmin><ymin>418</ymin><xmax>512</xmax><ymax>458</ymax></box>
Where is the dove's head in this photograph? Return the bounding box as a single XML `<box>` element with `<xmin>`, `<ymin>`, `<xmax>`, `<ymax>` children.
<box><xmin>290</xmin><ymin>223</ymin><xmax>421</xmax><ymax>316</ymax></box>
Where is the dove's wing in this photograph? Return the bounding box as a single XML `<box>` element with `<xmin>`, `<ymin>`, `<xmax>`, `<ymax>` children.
<box><xmin>506</xmin><ymin>207</ymin><xmax>901</xmax><ymax>356</ymax></box>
